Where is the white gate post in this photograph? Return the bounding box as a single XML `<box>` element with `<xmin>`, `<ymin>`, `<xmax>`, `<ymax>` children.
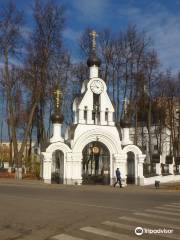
<box><xmin>137</xmin><ymin>154</ymin><xmax>146</xmax><ymax>186</ymax></box>
<box><xmin>155</xmin><ymin>163</ymin><xmax>161</xmax><ymax>175</ymax></box>
<box><xmin>169</xmin><ymin>164</ymin><xmax>174</xmax><ymax>174</ymax></box>
<box><xmin>113</xmin><ymin>153</ymin><xmax>127</xmax><ymax>187</ymax></box>
<box><xmin>42</xmin><ymin>153</ymin><xmax>52</xmax><ymax>184</ymax></box>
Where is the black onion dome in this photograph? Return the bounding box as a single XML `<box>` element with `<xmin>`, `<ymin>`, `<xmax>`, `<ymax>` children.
<box><xmin>87</xmin><ymin>52</ymin><xmax>101</xmax><ymax>67</ymax></box>
<box><xmin>120</xmin><ymin>119</ymin><xmax>131</xmax><ymax>128</ymax></box>
<box><xmin>51</xmin><ymin>113</ymin><xmax>64</xmax><ymax>124</ymax></box>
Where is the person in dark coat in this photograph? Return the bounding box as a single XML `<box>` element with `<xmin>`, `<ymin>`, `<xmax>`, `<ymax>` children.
<box><xmin>114</xmin><ymin>168</ymin><xmax>122</xmax><ymax>187</ymax></box>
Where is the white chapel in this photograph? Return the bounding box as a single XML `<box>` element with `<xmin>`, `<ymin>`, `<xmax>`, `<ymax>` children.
<box><xmin>41</xmin><ymin>31</ymin><xmax>146</xmax><ymax>186</ymax></box>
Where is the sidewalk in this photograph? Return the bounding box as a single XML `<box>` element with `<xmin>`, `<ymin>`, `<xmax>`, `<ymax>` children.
<box><xmin>0</xmin><ymin>177</ymin><xmax>180</xmax><ymax>193</ymax></box>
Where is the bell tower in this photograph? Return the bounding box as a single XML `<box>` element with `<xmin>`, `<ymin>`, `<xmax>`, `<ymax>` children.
<box><xmin>73</xmin><ymin>30</ymin><xmax>115</xmax><ymax>126</ymax></box>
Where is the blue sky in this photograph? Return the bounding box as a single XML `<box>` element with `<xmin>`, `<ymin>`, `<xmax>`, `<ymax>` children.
<box><xmin>1</xmin><ymin>0</ymin><xmax>180</xmax><ymax>140</ymax></box>
<box><xmin>1</xmin><ymin>0</ymin><xmax>180</xmax><ymax>73</ymax></box>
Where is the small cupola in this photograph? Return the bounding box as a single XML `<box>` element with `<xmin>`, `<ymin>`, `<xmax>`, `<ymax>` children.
<box><xmin>87</xmin><ymin>51</ymin><xmax>101</xmax><ymax>67</ymax></box>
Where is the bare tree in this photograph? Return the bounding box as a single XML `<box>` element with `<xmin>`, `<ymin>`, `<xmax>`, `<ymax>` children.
<box><xmin>25</xmin><ymin>0</ymin><xmax>65</xmax><ymax>150</ymax></box>
<box><xmin>0</xmin><ymin>0</ymin><xmax>66</xmax><ymax>179</ymax></box>
<box><xmin>0</xmin><ymin>1</ymin><xmax>24</xmax><ymax>176</ymax></box>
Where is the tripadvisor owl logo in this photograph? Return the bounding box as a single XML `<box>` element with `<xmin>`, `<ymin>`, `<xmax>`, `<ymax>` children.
<box><xmin>135</xmin><ymin>227</ymin><xmax>144</xmax><ymax>236</ymax></box>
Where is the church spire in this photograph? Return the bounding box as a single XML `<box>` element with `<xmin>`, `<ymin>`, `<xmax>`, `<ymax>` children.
<box><xmin>87</xmin><ymin>30</ymin><xmax>101</xmax><ymax>68</ymax></box>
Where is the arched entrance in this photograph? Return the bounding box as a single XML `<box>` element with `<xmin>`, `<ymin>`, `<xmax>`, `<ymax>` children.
<box><xmin>127</xmin><ymin>151</ymin><xmax>135</xmax><ymax>184</ymax></box>
<box><xmin>82</xmin><ymin>141</ymin><xmax>110</xmax><ymax>184</ymax></box>
<box><xmin>51</xmin><ymin>150</ymin><xmax>64</xmax><ymax>184</ymax></box>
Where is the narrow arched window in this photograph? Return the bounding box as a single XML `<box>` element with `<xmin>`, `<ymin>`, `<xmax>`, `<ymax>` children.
<box><xmin>105</xmin><ymin>108</ymin><xmax>108</xmax><ymax>121</ymax></box>
<box><xmin>84</xmin><ymin>106</ymin><xmax>87</xmax><ymax>122</ymax></box>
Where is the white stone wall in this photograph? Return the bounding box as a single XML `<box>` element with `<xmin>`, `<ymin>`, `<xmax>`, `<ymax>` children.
<box><xmin>144</xmin><ymin>174</ymin><xmax>180</xmax><ymax>185</ymax></box>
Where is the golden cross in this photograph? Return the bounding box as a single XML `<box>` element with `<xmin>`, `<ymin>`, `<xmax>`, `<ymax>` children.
<box><xmin>54</xmin><ymin>88</ymin><xmax>62</xmax><ymax>109</ymax></box>
<box><xmin>123</xmin><ymin>98</ymin><xmax>128</xmax><ymax>115</ymax></box>
<box><xmin>89</xmin><ymin>30</ymin><xmax>97</xmax><ymax>50</ymax></box>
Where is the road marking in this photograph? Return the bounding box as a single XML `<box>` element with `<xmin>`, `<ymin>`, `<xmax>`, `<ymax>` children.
<box><xmin>80</xmin><ymin>226</ymin><xmax>142</xmax><ymax>240</ymax></box>
<box><xmin>119</xmin><ymin>216</ymin><xmax>180</xmax><ymax>230</ymax></box>
<box><xmin>133</xmin><ymin>212</ymin><xmax>180</xmax><ymax>222</ymax></box>
<box><xmin>103</xmin><ymin>220</ymin><xmax>135</xmax><ymax>230</ymax></box>
<box><xmin>50</xmin><ymin>234</ymin><xmax>84</xmax><ymax>240</ymax></box>
<box><xmin>155</xmin><ymin>206</ymin><xmax>180</xmax><ymax>212</ymax></box>
<box><xmin>171</xmin><ymin>203</ymin><xmax>180</xmax><ymax>206</ymax></box>
<box><xmin>145</xmin><ymin>209</ymin><xmax>180</xmax><ymax>217</ymax></box>
<box><xmin>103</xmin><ymin>220</ymin><xmax>180</xmax><ymax>240</ymax></box>
<box><xmin>164</xmin><ymin>204</ymin><xmax>180</xmax><ymax>208</ymax></box>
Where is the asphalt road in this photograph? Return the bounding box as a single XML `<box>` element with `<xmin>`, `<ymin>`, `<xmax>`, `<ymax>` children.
<box><xmin>0</xmin><ymin>179</ymin><xmax>179</xmax><ymax>240</ymax></box>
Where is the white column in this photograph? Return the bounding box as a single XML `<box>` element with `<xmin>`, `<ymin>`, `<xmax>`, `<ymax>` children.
<box><xmin>65</xmin><ymin>154</ymin><xmax>73</xmax><ymax>184</ymax></box>
<box><xmin>64</xmin><ymin>152</ymin><xmax>72</xmax><ymax>184</ymax></box>
<box><xmin>71</xmin><ymin>153</ymin><xmax>82</xmax><ymax>185</ymax></box>
<box><xmin>90</xmin><ymin>65</ymin><xmax>98</xmax><ymax>78</ymax></box>
<box><xmin>87</xmin><ymin>109</ymin><xmax>94</xmax><ymax>124</ymax></box>
<box><xmin>74</xmin><ymin>111</ymin><xmax>77</xmax><ymax>124</ymax></box>
<box><xmin>122</xmin><ymin>128</ymin><xmax>132</xmax><ymax>146</ymax></box>
<box><xmin>169</xmin><ymin>164</ymin><xmax>174</xmax><ymax>174</ymax></box>
<box><xmin>108</xmin><ymin>112</ymin><xmax>114</xmax><ymax>126</ymax></box>
<box><xmin>50</xmin><ymin>123</ymin><xmax>64</xmax><ymax>143</ymax></box>
<box><xmin>100</xmin><ymin>111</ymin><xmax>106</xmax><ymax>125</ymax></box>
<box><xmin>137</xmin><ymin>154</ymin><xmax>146</xmax><ymax>186</ymax></box>
<box><xmin>42</xmin><ymin>153</ymin><xmax>52</xmax><ymax>184</ymax></box>
<box><xmin>156</xmin><ymin>163</ymin><xmax>161</xmax><ymax>175</ymax></box>
<box><xmin>113</xmin><ymin>153</ymin><xmax>127</xmax><ymax>187</ymax></box>
<box><xmin>79</xmin><ymin>109</ymin><xmax>85</xmax><ymax>124</ymax></box>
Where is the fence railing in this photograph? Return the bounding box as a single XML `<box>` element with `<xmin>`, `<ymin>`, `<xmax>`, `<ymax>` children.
<box><xmin>173</xmin><ymin>165</ymin><xmax>180</xmax><ymax>175</ymax></box>
<box><xmin>143</xmin><ymin>163</ymin><xmax>157</xmax><ymax>177</ymax></box>
<box><xmin>161</xmin><ymin>164</ymin><xmax>170</xmax><ymax>175</ymax></box>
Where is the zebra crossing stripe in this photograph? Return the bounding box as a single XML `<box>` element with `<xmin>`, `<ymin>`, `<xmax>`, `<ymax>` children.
<box><xmin>80</xmin><ymin>226</ymin><xmax>141</xmax><ymax>240</ymax></box>
<box><xmin>155</xmin><ymin>206</ymin><xmax>180</xmax><ymax>212</ymax></box>
<box><xmin>103</xmin><ymin>220</ymin><xmax>135</xmax><ymax>230</ymax></box>
<box><xmin>146</xmin><ymin>209</ymin><xmax>180</xmax><ymax>217</ymax></box>
<box><xmin>133</xmin><ymin>212</ymin><xmax>180</xmax><ymax>222</ymax></box>
<box><xmin>119</xmin><ymin>216</ymin><xmax>179</xmax><ymax>230</ymax></box>
<box><xmin>50</xmin><ymin>234</ymin><xmax>84</xmax><ymax>240</ymax></box>
<box><xmin>164</xmin><ymin>204</ymin><xmax>180</xmax><ymax>208</ymax></box>
<box><xmin>103</xmin><ymin>220</ymin><xmax>180</xmax><ymax>240</ymax></box>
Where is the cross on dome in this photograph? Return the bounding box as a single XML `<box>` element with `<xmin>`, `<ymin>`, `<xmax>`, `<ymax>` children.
<box><xmin>53</xmin><ymin>87</ymin><xmax>62</xmax><ymax>110</ymax></box>
<box><xmin>51</xmin><ymin>86</ymin><xmax>63</xmax><ymax>124</ymax></box>
<box><xmin>87</xmin><ymin>30</ymin><xmax>101</xmax><ymax>68</ymax></box>
<box><xmin>89</xmin><ymin>30</ymin><xmax>98</xmax><ymax>51</ymax></box>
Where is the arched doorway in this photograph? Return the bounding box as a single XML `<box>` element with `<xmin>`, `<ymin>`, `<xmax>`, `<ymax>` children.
<box><xmin>82</xmin><ymin>141</ymin><xmax>110</xmax><ymax>185</ymax></box>
<box><xmin>51</xmin><ymin>150</ymin><xmax>64</xmax><ymax>184</ymax></box>
<box><xmin>127</xmin><ymin>152</ymin><xmax>135</xmax><ymax>184</ymax></box>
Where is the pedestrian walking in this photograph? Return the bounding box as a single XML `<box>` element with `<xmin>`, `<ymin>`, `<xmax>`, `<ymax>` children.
<box><xmin>114</xmin><ymin>168</ymin><xmax>122</xmax><ymax>188</ymax></box>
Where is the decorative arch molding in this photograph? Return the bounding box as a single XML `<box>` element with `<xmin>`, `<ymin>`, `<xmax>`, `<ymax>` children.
<box><xmin>46</xmin><ymin>142</ymin><xmax>72</xmax><ymax>155</ymax></box>
<box><xmin>72</xmin><ymin>129</ymin><xmax>121</xmax><ymax>154</ymax></box>
<box><xmin>122</xmin><ymin>144</ymin><xmax>142</xmax><ymax>156</ymax></box>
